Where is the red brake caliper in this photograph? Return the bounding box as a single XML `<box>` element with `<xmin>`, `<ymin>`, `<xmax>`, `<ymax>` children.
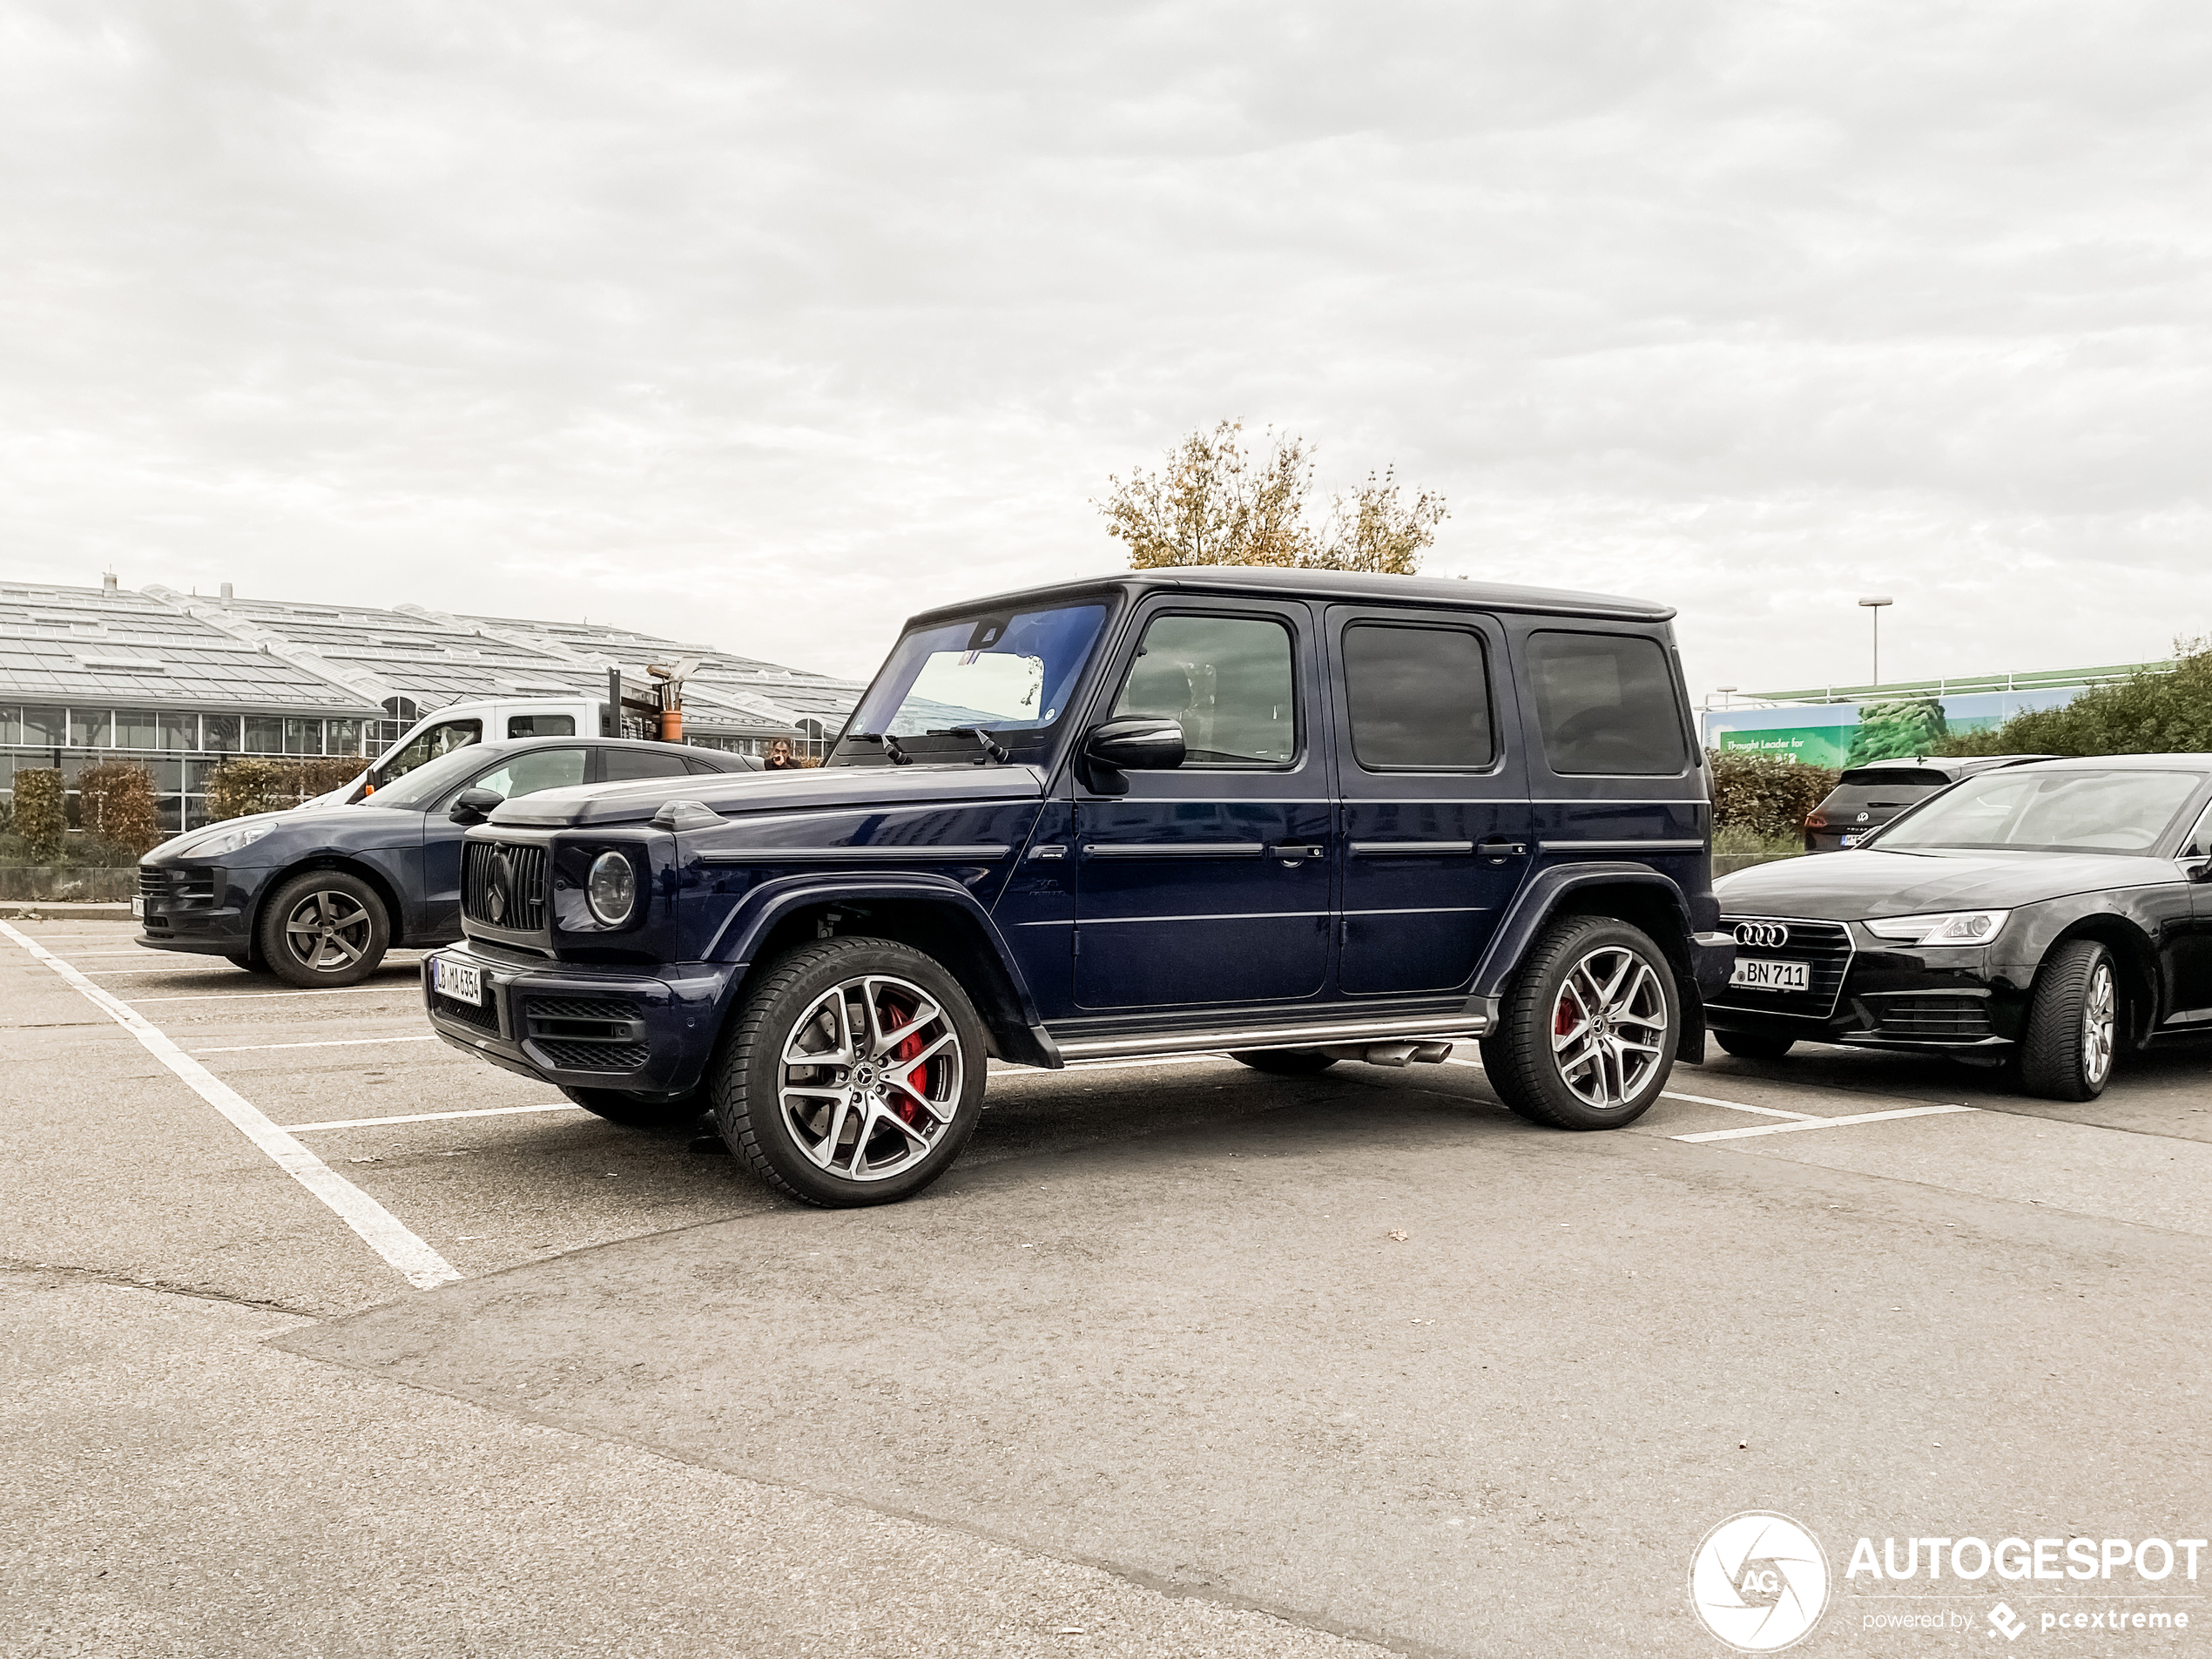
<box><xmin>1554</xmin><ymin>991</ymin><xmax>1580</xmax><ymax>1041</ymax></box>
<box><xmin>886</xmin><ymin>993</ymin><xmax>927</xmax><ymax>1123</ymax></box>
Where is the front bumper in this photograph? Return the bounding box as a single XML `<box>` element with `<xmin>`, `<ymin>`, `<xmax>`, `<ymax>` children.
<box><xmin>1707</xmin><ymin>915</ymin><xmax>2025</xmax><ymax>1054</ymax></box>
<box><xmin>421</xmin><ymin>941</ymin><xmax>740</xmax><ymax>1096</ymax></box>
<box><xmin>135</xmin><ymin>861</ymin><xmax>254</xmax><ymax>954</ymax></box>
<box><xmin>1689</xmin><ymin>930</ymin><xmax>1737</xmax><ymax>1001</ymax></box>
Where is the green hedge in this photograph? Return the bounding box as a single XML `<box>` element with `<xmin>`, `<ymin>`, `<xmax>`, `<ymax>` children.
<box><xmin>205</xmin><ymin>756</ymin><xmax>369</xmax><ymax>821</ymax></box>
<box><xmin>1708</xmin><ymin>749</ymin><xmax>1836</xmax><ymax>840</ymax></box>
<box><xmin>13</xmin><ymin>769</ymin><xmax>65</xmax><ymax>861</ymax></box>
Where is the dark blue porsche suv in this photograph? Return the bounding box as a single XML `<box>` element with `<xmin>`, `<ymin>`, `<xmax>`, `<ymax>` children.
<box><xmin>426</xmin><ymin>568</ymin><xmax>1735</xmax><ymax>1205</ymax></box>
<box><xmin>134</xmin><ymin>737</ymin><xmax>758</xmax><ymax>986</ymax></box>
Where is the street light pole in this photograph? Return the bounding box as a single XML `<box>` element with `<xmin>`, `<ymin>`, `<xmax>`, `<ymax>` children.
<box><xmin>1858</xmin><ymin>597</ymin><xmax>1893</xmax><ymax>685</ymax></box>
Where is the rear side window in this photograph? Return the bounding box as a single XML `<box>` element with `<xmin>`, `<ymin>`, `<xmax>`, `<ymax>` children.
<box><xmin>602</xmin><ymin>747</ymin><xmax>691</xmax><ymax>781</ymax></box>
<box><xmin>1342</xmin><ymin>623</ymin><xmax>1494</xmax><ymax>770</ymax></box>
<box><xmin>1527</xmin><ymin>631</ymin><xmax>1686</xmax><ymax>776</ymax></box>
<box><xmin>507</xmin><ymin>713</ymin><xmax>576</xmax><ymax>738</ymax></box>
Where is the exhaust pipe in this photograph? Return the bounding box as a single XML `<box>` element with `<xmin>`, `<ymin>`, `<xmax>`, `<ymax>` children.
<box><xmin>1324</xmin><ymin>1040</ymin><xmax>1457</xmax><ymax>1068</ymax></box>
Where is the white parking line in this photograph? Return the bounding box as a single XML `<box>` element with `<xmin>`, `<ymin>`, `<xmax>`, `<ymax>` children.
<box><xmin>1441</xmin><ymin>1055</ymin><xmax>1815</xmax><ymax>1120</ymax></box>
<box><xmin>1673</xmin><ymin>1103</ymin><xmax>1976</xmax><ymax>1143</ymax></box>
<box><xmin>196</xmin><ymin>1035</ymin><xmax>442</xmax><ymax>1055</ymax></box>
<box><xmin>282</xmin><ymin>1103</ymin><xmax>583</xmax><ymax>1132</ymax></box>
<box><xmin>0</xmin><ymin>920</ymin><xmax>460</xmax><ymax>1291</ymax></box>
<box><xmin>127</xmin><ymin>987</ymin><xmax>411</xmax><ymax>1004</ymax></box>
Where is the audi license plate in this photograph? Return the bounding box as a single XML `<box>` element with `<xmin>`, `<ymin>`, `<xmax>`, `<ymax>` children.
<box><xmin>432</xmin><ymin>955</ymin><xmax>482</xmax><ymax>1006</ymax></box>
<box><xmin>1730</xmin><ymin>957</ymin><xmax>1811</xmax><ymax>993</ymax></box>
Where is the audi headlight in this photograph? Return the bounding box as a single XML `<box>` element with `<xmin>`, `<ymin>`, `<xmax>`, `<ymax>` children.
<box><xmin>585</xmin><ymin>850</ymin><xmax>637</xmax><ymax>926</ymax></box>
<box><xmin>161</xmin><ymin>818</ymin><xmax>280</xmax><ymax>861</ymax></box>
<box><xmin>1863</xmin><ymin>909</ymin><xmax>2010</xmax><ymax>946</ymax></box>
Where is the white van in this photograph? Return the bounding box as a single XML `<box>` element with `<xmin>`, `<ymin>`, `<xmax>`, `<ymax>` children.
<box><xmin>307</xmin><ymin>695</ymin><xmax>610</xmax><ymax>807</ymax></box>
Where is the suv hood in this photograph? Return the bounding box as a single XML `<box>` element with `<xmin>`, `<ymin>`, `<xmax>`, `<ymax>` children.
<box><xmin>487</xmin><ymin>762</ymin><xmax>1051</xmax><ymax>829</ymax></box>
<box><xmin>1715</xmin><ymin>846</ymin><xmax>2174</xmax><ymax>921</ymax></box>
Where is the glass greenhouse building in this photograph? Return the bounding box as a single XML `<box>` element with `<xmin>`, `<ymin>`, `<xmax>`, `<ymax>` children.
<box><xmin>0</xmin><ymin>577</ymin><xmax>865</xmax><ymax>836</ymax></box>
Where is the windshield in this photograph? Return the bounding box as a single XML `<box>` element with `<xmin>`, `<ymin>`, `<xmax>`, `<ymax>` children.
<box><xmin>1874</xmin><ymin>767</ymin><xmax>2207</xmax><ymax>855</ymax></box>
<box><xmin>366</xmin><ymin>743</ymin><xmax>506</xmax><ymax>810</ymax></box>
<box><xmin>833</xmin><ymin>601</ymin><xmax>1110</xmax><ymax>765</ymax></box>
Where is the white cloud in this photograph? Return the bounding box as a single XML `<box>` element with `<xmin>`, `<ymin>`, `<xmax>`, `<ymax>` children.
<box><xmin>2</xmin><ymin>0</ymin><xmax>2208</xmax><ymax>692</ymax></box>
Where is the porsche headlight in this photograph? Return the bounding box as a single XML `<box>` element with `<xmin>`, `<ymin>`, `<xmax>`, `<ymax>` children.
<box><xmin>585</xmin><ymin>850</ymin><xmax>637</xmax><ymax>926</ymax></box>
<box><xmin>161</xmin><ymin>818</ymin><xmax>280</xmax><ymax>861</ymax></box>
<box><xmin>1863</xmin><ymin>909</ymin><xmax>2010</xmax><ymax>946</ymax></box>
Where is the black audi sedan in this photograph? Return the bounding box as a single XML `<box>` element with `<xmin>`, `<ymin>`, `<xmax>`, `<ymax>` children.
<box><xmin>1708</xmin><ymin>755</ymin><xmax>2212</xmax><ymax>1100</ymax></box>
<box><xmin>1800</xmin><ymin>753</ymin><xmax>2057</xmax><ymax>853</ymax></box>
<box><xmin>135</xmin><ymin>737</ymin><xmax>759</xmax><ymax>986</ymax></box>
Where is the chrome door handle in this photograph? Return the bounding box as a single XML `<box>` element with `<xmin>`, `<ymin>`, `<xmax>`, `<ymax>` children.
<box><xmin>1477</xmin><ymin>841</ymin><xmax>1528</xmax><ymax>860</ymax></box>
<box><xmin>1269</xmin><ymin>843</ymin><xmax>1327</xmax><ymax>862</ymax></box>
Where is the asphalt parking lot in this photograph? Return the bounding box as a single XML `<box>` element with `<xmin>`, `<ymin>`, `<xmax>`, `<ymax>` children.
<box><xmin>6</xmin><ymin>914</ymin><xmax>2211</xmax><ymax>1658</ymax></box>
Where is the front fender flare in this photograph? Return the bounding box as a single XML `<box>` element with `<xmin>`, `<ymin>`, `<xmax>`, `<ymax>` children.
<box><xmin>701</xmin><ymin>871</ymin><xmax>1061</xmax><ymax>1067</ymax></box>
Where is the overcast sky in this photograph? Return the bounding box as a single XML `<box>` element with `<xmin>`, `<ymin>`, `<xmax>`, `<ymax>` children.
<box><xmin>4</xmin><ymin>2</ymin><xmax>2209</xmax><ymax>698</ymax></box>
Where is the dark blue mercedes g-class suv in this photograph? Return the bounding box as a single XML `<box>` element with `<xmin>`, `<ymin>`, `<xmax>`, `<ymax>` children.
<box><xmin>425</xmin><ymin>568</ymin><xmax>1734</xmax><ymax>1205</ymax></box>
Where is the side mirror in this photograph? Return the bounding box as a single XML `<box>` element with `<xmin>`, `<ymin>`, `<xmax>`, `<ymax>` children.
<box><xmin>2185</xmin><ymin>857</ymin><xmax>2212</xmax><ymax>885</ymax></box>
<box><xmin>448</xmin><ymin>787</ymin><xmax>504</xmax><ymax>825</ymax></box>
<box><xmin>1084</xmin><ymin>718</ymin><xmax>1186</xmax><ymax>772</ymax></box>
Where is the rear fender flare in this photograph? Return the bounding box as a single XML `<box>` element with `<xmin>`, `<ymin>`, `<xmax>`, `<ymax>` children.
<box><xmin>1472</xmin><ymin>862</ymin><xmax>1705</xmax><ymax>1061</ymax></box>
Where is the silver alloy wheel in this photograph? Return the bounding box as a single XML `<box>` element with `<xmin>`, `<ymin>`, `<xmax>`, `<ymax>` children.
<box><xmin>1549</xmin><ymin>944</ymin><xmax>1670</xmax><ymax>1110</ymax></box>
<box><xmin>2081</xmin><ymin>960</ymin><xmax>2115</xmax><ymax>1087</ymax></box>
<box><xmin>778</xmin><ymin>973</ymin><xmax>965</xmax><ymax>1183</ymax></box>
<box><xmin>282</xmin><ymin>888</ymin><xmax>374</xmax><ymax>974</ymax></box>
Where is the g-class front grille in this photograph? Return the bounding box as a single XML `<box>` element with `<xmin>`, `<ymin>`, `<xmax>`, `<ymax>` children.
<box><xmin>462</xmin><ymin>841</ymin><xmax>547</xmax><ymax>933</ymax></box>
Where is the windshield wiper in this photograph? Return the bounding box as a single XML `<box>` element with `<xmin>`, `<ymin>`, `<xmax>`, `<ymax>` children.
<box><xmin>948</xmin><ymin>726</ymin><xmax>1012</xmax><ymax>764</ymax></box>
<box><xmin>847</xmin><ymin>732</ymin><xmax>912</xmax><ymax>765</ymax></box>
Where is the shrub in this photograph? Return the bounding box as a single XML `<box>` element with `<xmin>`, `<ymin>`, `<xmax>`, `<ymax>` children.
<box><xmin>77</xmin><ymin>760</ymin><xmax>165</xmax><ymax>856</ymax></box>
<box><xmin>1939</xmin><ymin>637</ymin><xmax>2212</xmax><ymax>758</ymax></box>
<box><xmin>14</xmin><ymin>769</ymin><xmax>65</xmax><ymax>860</ymax></box>
<box><xmin>204</xmin><ymin>755</ymin><xmax>369</xmax><ymax>820</ymax></box>
<box><xmin>1708</xmin><ymin>748</ymin><xmax>1838</xmax><ymax>840</ymax></box>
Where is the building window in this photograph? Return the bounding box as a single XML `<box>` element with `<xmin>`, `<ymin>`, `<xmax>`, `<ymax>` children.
<box><xmin>284</xmin><ymin>718</ymin><xmax>324</xmax><ymax>755</ymax></box>
<box><xmin>158</xmin><ymin>711</ymin><xmax>199</xmax><ymax>751</ymax></box>
<box><xmin>114</xmin><ymin>710</ymin><xmax>158</xmax><ymax>751</ymax></box>
<box><xmin>70</xmin><ymin>709</ymin><xmax>111</xmax><ymax>747</ymax></box>
<box><xmin>327</xmin><ymin>718</ymin><xmax>364</xmax><ymax>756</ymax></box>
<box><xmin>202</xmin><ymin>714</ymin><xmax>240</xmax><ymax>753</ymax></box>
<box><xmin>244</xmin><ymin>717</ymin><xmax>284</xmax><ymax>753</ymax></box>
<box><xmin>21</xmin><ymin>706</ymin><xmax>64</xmax><ymax>746</ymax></box>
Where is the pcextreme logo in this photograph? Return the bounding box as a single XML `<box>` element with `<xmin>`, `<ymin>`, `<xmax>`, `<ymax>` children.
<box><xmin>1689</xmin><ymin>1512</ymin><xmax>1831</xmax><ymax>1652</ymax></box>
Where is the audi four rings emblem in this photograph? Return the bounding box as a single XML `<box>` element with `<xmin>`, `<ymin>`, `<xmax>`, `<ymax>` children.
<box><xmin>1734</xmin><ymin>921</ymin><xmax>1789</xmax><ymax>948</ymax></box>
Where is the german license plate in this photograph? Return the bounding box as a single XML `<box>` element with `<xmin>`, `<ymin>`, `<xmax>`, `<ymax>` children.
<box><xmin>1730</xmin><ymin>957</ymin><xmax>1811</xmax><ymax>993</ymax></box>
<box><xmin>432</xmin><ymin>955</ymin><xmax>482</xmax><ymax>1006</ymax></box>
<box><xmin>130</xmin><ymin>894</ymin><xmax>144</xmax><ymax>918</ymax></box>
<box><xmin>1840</xmin><ymin>833</ymin><xmax>1860</xmax><ymax>848</ymax></box>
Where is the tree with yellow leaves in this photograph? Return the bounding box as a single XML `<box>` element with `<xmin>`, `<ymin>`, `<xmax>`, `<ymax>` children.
<box><xmin>1096</xmin><ymin>420</ymin><xmax>1447</xmax><ymax>575</ymax></box>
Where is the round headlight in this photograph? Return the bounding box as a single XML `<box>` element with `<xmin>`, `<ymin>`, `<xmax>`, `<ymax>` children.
<box><xmin>585</xmin><ymin>851</ymin><xmax>637</xmax><ymax>926</ymax></box>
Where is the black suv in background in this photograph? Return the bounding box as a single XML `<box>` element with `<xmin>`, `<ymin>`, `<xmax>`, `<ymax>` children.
<box><xmin>1804</xmin><ymin>754</ymin><xmax>2054</xmax><ymax>852</ymax></box>
<box><xmin>425</xmin><ymin>568</ymin><xmax>1735</xmax><ymax>1206</ymax></box>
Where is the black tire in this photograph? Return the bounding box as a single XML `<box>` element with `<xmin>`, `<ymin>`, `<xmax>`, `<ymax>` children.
<box><xmin>1479</xmin><ymin>915</ymin><xmax>1679</xmax><ymax>1130</ymax></box>
<box><xmin>2019</xmin><ymin>938</ymin><xmax>2118</xmax><ymax>1102</ymax></box>
<box><xmin>254</xmin><ymin>870</ymin><xmax>390</xmax><ymax>988</ymax></box>
<box><xmin>561</xmin><ymin>1087</ymin><xmax>710</xmax><ymax>1128</ymax></box>
<box><xmin>1713</xmin><ymin>1029</ymin><xmax>1796</xmax><ymax>1062</ymax></box>
<box><xmin>711</xmin><ymin>938</ymin><xmax>988</xmax><ymax>1208</ymax></box>
<box><xmin>1229</xmin><ymin>1048</ymin><xmax>1340</xmax><ymax>1076</ymax></box>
